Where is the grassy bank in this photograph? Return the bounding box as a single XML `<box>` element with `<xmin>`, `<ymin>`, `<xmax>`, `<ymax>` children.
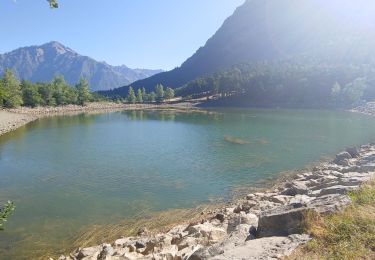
<box><xmin>289</xmin><ymin>180</ymin><xmax>375</xmax><ymax>260</ymax></box>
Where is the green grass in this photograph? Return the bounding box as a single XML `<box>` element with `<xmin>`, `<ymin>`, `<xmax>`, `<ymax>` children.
<box><xmin>290</xmin><ymin>180</ymin><xmax>375</xmax><ymax>260</ymax></box>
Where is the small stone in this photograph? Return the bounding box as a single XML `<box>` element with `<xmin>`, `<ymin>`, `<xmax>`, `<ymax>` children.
<box><xmin>215</xmin><ymin>213</ymin><xmax>225</xmax><ymax>222</ymax></box>
<box><xmin>135</xmin><ymin>241</ymin><xmax>146</xmax><ymax>249</ymax></box>
<box><xmin>137</xmin><ymin>227</ymin><xmax>149</xmax><ymax>236</ymax></box>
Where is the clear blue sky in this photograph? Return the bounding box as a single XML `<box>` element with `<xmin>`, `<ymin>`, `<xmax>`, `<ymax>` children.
<box><xmin>0</xmin><ymin>0</ymin><xmax>244</xmax><ymax>70</ymax></box>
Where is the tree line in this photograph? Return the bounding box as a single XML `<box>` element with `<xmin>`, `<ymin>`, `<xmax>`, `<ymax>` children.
<box><xmin>114</xmin><ymin>84</ymin><xmax>175</xmax><ymax>104</ymax></box>
<box><xmin>0</xmin><ymin>69</ymin><xmax>99</xmax><ymax>108</ymax></box>
<box><xmin>176</xmin><ymin>61</ymin><xmax>375</xmax><ymax>108</ymax></box>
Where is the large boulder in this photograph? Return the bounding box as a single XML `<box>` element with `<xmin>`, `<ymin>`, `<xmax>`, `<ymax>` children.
<box><xmin>334</xmin><ymin>152</ymin><xmax>352</xmax><ymax>166</ymax></box>
<box><xmin>318</xmin><ymin>185</ymin><xmax>358</xmax><ymax>196</ymax></box>
<box><xmin>212</xmin><ymin>234</ymin><xmax>311</xmax><ymax>260</ymax></box>
<box><xmin>185</xmin><ymin>223</ymin><xmax>227</xmax><ymax>244</ymax></box>
<box><xmin>307</xmin><ymin>194</ymin><xmax>351</xmax><ymax>214</ymax></box>
<box><xmin>346</xmin><ymin>147</ymin><xmax>360</xmax><ymax>158</ymax></box>
<box><xmin>257</xmin><ymin>205</ymin><xmax>309</xmax><ymax>237</ymax></box>
<box><xmin>281</xmin><ymin>181</ymin><xmax>308</xmax><ymax>196</ymax></box>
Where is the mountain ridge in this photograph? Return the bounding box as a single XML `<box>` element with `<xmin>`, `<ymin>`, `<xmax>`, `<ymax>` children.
<box><xmin>0</xmin><ymin>41</ymin><xmax>163</xmax><ymax>91</ymax></box>
<box><xmin>101</xmin><ymin>0</ymin><xmax>375</xmax><ymax>97</ymax></box>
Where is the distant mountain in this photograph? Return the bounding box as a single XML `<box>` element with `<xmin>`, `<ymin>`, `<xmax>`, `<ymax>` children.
<box><xmin>102</xmin><ymin>0</ymin><xmax>375</xmax><ymax>97</ymax></box>
<box><xmin>0</xmin><ymin>41</ymin><xmax>163</xmax><ymax>91</ymax></box>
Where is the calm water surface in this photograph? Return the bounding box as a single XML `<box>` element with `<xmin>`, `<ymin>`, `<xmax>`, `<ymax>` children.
<box><xmin>1</xmin><ymin>109</ymin><xmax>375</xmax><ymax>259</ymax></box>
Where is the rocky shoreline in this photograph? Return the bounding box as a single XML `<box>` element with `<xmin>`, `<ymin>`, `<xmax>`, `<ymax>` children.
<box><xmin>55</xmin><ymin>143</ymin><xmax>375</xmax><ymax>260</ymax></box>
<box><xmin>351</xmin><ymin>101</ymin><xmax>375</xmax><ymax>116</ymax></box>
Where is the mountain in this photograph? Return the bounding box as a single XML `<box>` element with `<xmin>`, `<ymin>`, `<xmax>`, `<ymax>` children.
<box><xmin>101</xmin><ymin>0</ymin><xmax>375</xmax><ymax>97</ymax></box>
<box><xmin>0</xmin><ymin>42</ymin><xmax>163</xmax><ymax>91</ymax></box>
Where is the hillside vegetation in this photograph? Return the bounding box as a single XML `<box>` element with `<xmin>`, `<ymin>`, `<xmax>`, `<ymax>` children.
<box><xmin>177</xmin><ymin>61</ymin><xmax>375</xmax><ymax>108</ymax></box>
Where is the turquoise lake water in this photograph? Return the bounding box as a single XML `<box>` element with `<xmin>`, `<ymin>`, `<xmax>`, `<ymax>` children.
<box><xmin>1</xmin><ymin>109</ymin><xmax>375</xmax><ymax>259</ymax></box>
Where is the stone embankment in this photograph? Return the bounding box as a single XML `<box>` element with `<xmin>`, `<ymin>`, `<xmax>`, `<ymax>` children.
<box><xmin>57</xmin><ymin>144</ymin><xmax>375</xmax><ymax>260</ymax></box>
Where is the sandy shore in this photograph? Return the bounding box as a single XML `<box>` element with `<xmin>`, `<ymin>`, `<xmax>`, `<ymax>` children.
<box><xmin>0</xmin><ymin>102</ymin><xmax>196</xmax><ymax>137</ymax></box>
<box><xmin>0</xmin><ymin>110</ymin><xmax>37</xmax><ymax>137</ymax></box>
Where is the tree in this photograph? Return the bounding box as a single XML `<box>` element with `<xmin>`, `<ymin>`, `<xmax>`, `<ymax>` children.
<box><xmin>21</xmin><ymin>80</ymin><xmax>43</xmax><ymax>107</ymax></box>
<box><xmin>0</xmin><ymin>76</ymin><xmax>5</xmax><ymax>107</ymax></box>
<box><xmin>142</xmin><ymin>88</ymin><xmax>148</xmax><ymax>102</ymax></box>
<box><xmin>164</xmin><ymin>87</ymin><xmax>175</xmax><ymax>100</ymax></box>
<box><xmin>1</xmin><ymin>69</ymin><xmax>23</xmax><ymax>108</ymax></box>
<box><xmin>149</xmin><ymin>91</ymin><xmax>156</xmax><ymax>102</ymax></box>
<box><xmin>52</xmin><ymin>76</ymin><xmax>69</xmax><ymax>105</ymax></box>
<box><xmin>47</xmin><ymin>0</ymin><xmax>58</xmax><ymax>8</ymax></box>
<box><xmin>155</xmin><ymin>84</ymin><xmax>164</xmax><ymax>103</ymax></box>
<box><xmin>0</xmin><ymin>201</ymin><xmax>15</xmax><ymax>231</ymax></box>
<box><xmin>39</xmin><ymin>83</ymin><xmax>56</xmax><ymax>106</ymax></box>
<box><xmin>127</xmin><ymin>86</ymin><xmax>136</xmax><ymax>104</ymax></box>
<box><xmin>136</xmin><ymin>88</ymin><xmax>143</xmax><ymax>103</ymax></box>
<box><xmin>76</xmin><ymin>77</ymin><xmax>91</xmax><ymax>106</ymax></box>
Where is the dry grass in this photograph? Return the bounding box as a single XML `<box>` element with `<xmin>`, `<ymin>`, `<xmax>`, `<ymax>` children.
<box><xmin>289</xmin><ymin>180</ymin><xmax>375</xmax><ymax>260</ymax></box>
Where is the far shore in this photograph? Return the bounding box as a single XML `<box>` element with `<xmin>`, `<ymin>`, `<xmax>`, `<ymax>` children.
<box><xmin>0</xmin><ymin>101</ymin><xmax>199</xmax><ymax>137</ymax></box>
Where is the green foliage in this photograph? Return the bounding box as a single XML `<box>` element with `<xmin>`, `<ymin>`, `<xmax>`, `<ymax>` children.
<box><xmin>164</xmin><ymin>87</ymin><xmax>175</xmax><ymax>100</ymax></box>
<box><xmin>136</xmin><ymin>88</ymin><xmax>143</xmax><ymax>103</ymax></box>
<box><xmin>47</xmin><ymin>0</ymin><xmax>58</xmax><ymax>8</ymax></box>
<box><xmin>127</xmin><ymin>86</ymin><xmax>136</xmax><ymax>104</ymax></box>
<box><xmin>300</xmin><ymin>180</ymin><xmax>375</xmax><ymax>260</ymax></box>
<box><xmin>176</xmin><ymin>62</ymin><xmax>375</xmax><ymax>108</ymax></box>
<box><xmin>0</xmin><ymin>72</ymin><xmax>101</xmax><ymax>108</ymax></box>
<box><xmin>149</xmin><ymin>91</ymin><xmax>156</xmax><ymax>102</ymax></box>
<box><xmin>142</xmin><ymin>88</ymin><xmax>148</xmax><ymax>102</ymax></box>
<box><xmin>0</xmin><ymin>69</ymin><xmax>23</xmax><ymax>108</ymax></box>
<box><xmin>21</xmin><ymin>80</ymin><xmax>43</xmax><ymax>107</ymax></box>
<box><xmin>155</xmin><ymin>84</ymin><xmax>164</xmax><ymax>103</ymax></box>
<box><xmin>0</xmin><ymin>201</ymin><xmax>15</xmax><ymax>231</ymax></box>
<box><xmin>38</xmin><ymin>83</ymin><xmax>57</xmax><ymax>106</ymax></box>
<box><xmin>76</xmin><ymin>77</ymin><xmax>91</xmax><ymax>106</ymax></box>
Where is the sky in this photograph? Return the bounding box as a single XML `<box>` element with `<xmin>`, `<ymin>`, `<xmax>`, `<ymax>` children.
<box><xmin>0</xmin><ymin>0</ymin><xmax>244</xmax><ymax>70</ymax></box>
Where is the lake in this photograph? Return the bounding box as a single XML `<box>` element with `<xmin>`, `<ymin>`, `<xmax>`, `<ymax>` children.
<box><xmin>1</xmin><ymin>109</ymin><xmax>375</xmax><ymax>259</ymax></box>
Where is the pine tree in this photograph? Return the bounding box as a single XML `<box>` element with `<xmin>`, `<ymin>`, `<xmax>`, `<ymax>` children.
<box><xmin>76</xmin><ymin>77</ymin><xmax>91</xmax><ymax>106</ymax></box>
<box><xmin>142</xmin><ymin>87</ymin><xmax>148</xmax><ymax>102</ymax></box>
<box><xmin>1</xmin><ymin>69</ymin><xmax>23</xmax><ymax>108</ymax></box>
<box><xmin>149</xmin><ymin>91</ymin><xmax>156</xmax><ymax>102</ymax></box>
<box><xmin>136</xmin><ymin>88</ymin><xmax>143</xmax><ymax>103</ymax></box>
<box><xmin>127</xmin><ymin>86</ymin><xmax>136</xmax><ymax>104</ymax></box>
<box><xmin>21</xmin><ymin>80</ymin><xmax>43</xmax><ymax>107</ymax></box>
<box><xmin>155</xmin><ymin>84</ymin><xmax>164</xmax><ymax>103</ymax></box>
<box><xmin>164</xmin><ymin>87</ymin><xmax>175</xmax><ymax>100</ymax></box>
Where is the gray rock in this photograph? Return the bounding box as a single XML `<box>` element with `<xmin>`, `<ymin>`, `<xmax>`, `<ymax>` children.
<box><xmin>346</xmin><ymin>147</ymin><xmax>360</xmax><ymax>158</ymax></box>
<box><xmin>215</xmin><ymin>213</ymin><xmax>225</xmax><ymax>223</ymax></box>
<box><xmin>307</xmin><ymin>194</ymin><xmax>351</xmax><ymax>214</ymax></box>
<box><xmin>281</xmin><ymin>181</ymin><xmax>308</xmax><ymax>196</ymax></box>
<box><xmin>97</xmin><ymin>244</ymin><xmax>114</xmax><ymax>260</ymax></box>
<box><xmin>318</xmin><ymin>185</ymin><xmax>358</xmax><ymax>196</ymax></box>
<box><xmin>212</xmin><ymin>234</ymin><xmax>311</xmax><ymax>260</ymax></box>
<box><xmin>334</xmin><ymin>152</ymin><xmax>352</xmax><ymax>165</ymax></box>
<box><xmin>75</xmin><ymin>246</ymin><xmax>101</xmax><ymax>259</ymax></box>
<box><xmin>257</xmin><ymin>206</ymin><xmax>309</xmax><ymax>237</ymax></box>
